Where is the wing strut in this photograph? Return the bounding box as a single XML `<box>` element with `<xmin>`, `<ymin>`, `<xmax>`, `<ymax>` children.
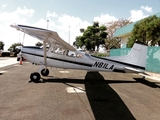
<box><xmin>22</xmin><ymin>32</ymin><xmax>25</xmax><ymax>45</ymax></box>
<box><xmin>43</xmin><ymin>38</ymin><xmax>48</xmax><ymax>70</ymax></box>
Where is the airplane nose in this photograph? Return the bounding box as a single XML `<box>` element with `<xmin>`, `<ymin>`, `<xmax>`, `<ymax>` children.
<box><xmin>21</xmin><ymin>47</ymin><xmax>36</xmax><ymax>62</ymax></box>
<box><xmin>10</xmin><ymin>24</ymin><xmax>20</xmax><ymax>30</ymax></box>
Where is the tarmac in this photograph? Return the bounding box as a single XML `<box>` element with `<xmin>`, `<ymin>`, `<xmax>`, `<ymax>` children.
<box><xmin>0</xmin><ymin>57</ymin><xmax>160</xmax><ymax>120</ymax></box>
<box><xmin>0</xmin><ymin>57</ymin><xmax>18</xmax><ymax>68</ymax></box>
<box><xmin>143</xmin><ymin>72</ymin><xmax>160</xmax><ymax>81</ymax></box>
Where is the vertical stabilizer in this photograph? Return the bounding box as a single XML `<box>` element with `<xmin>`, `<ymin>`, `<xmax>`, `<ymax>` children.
<box><xmin>116</xmin><ymin>43</ymin><xmax>148</xmax><ymax>69</ymax></box>
<box><xmin>125</xmin><ymin>43</ymin><xmax>147</xmax><ymax>68</ymax></box>
<box><xmin>108</xmin><ymin>43</ymin><xmax>148</xmax><ymax>70</ymax></box>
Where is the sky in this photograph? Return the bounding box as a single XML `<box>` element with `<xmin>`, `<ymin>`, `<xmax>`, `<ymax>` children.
<box><xmin>0</xmin><ymin>0</ymin><xmax>160</xmax><ymax>50</ymax></box>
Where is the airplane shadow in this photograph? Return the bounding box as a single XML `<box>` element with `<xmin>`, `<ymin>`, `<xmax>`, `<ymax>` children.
<box><xmin>42</xmin><ymin>72</ymin><xmax>136</xmax><ymax>120</ymax></box>
<box><xmin>133</xmin><ymin>78</ymin><xmax>160</xmax><ymax>88</ymax></box>
<box><xmin>84</xmin><ymin>72</ymin><xmax>136</xmax><ymax>120</ymax></box>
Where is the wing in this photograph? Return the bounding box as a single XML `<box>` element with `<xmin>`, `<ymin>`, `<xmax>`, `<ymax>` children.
<box><xmin>11</xmin><ymin>24</ymin><xmax>76</xmax><ymax>51</ymax></box>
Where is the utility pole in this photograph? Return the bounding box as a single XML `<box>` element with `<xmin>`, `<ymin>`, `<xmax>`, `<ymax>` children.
<box><xmin>68</xmin><ymin>26</ymin><xmax>70</xmax><ymax>44</ymax></box>
<box><xmin>19</xmin><ymin>33</ymin><xmax>20</xmax><ymax>43</ymax></box>
<box><xmin>47</xmin><ymin>20</ymin><xmax>49</xmax><ymax>29</ymax></box>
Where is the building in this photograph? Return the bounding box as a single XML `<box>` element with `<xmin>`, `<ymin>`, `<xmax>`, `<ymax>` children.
<box><xmin>114</xmin><ymin>12</ymin><xmax>160</xmax><ymax>48</ymax></box>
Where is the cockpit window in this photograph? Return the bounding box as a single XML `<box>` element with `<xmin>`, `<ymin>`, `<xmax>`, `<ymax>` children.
<box><xmin>66</xmin><ymin>50</ymin><xmax>76</xmax><ymax>57</ymax></box>
<box><xmin>76</xmin><ymin>53</ymin><xmax>83</xmax><ymax>58</ymax></box>
<box><xmin>66</xmin><ymin>50</ymin><xmax>83</xmax><ymax>58</ymax></box>
<box><xmin>49</xmin><ymin>44</ymin><xmax>84</xmax><ymax>58</ymax></box>
<box><xmin>50</xmin><ymin>44</ymin><xmax>65</xmax><ymax>55</ymax></box>
<box><xmin>52</xmin><ymin>48</ymin><xmax>65</xmax><ymax>55</ymax></box>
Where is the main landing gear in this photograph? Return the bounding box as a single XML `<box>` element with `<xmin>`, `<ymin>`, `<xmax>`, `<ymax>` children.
<box><xmin>30</xmin><ymin>68</ymin><xmax>50</xmax><ymax>83</ymax></box>
<box><xmin>41</xmin><ymin>68</ymin><xmax>49</xmax><ymax>76</ymax></box>
<box><xmin>30</xmin><ymin>72</ymin><xmax>41</xmax><ymax>83</ymax></box>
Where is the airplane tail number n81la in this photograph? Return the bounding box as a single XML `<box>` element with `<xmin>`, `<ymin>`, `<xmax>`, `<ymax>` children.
<box><xmin>11</xmin><ymin>24</ymin><xmax>148</xmax><ymax>83</ymax></box>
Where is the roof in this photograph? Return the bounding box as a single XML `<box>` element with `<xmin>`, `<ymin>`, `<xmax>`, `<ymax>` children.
<box><xmin>114</xmin><ymin>12</ymin><xmax>160</xmax><ymax>38</ymax></box>
<box><xmin>114</xmin><ymin>22</ymin><xmax>135</xmax><ymax>37</ymax></box>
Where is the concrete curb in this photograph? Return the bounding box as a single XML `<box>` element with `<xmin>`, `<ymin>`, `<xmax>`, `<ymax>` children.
<box><xmin>139</xmin><ymin>72</ymin><xmax>160</xmax><ymax>81</ymax></box>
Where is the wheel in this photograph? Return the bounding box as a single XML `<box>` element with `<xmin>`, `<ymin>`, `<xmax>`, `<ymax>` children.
<box><xmin>22</xmin><ymin>57</ymin><xmax>24</xmax><ymax>61</ymax></box>
<box><xmin>17</xmin><ymin>57</ymin><xmax>20</xmax><ymax>61</ymax></box>
<box><xmin>41</xmin><ymin>68</ymin><xmax>49</xmax><ymax>76</ymax></box>
<box><xmin>30</xmin><ymin>72</ymin><xmax>41</xmax><ymax>83</ymax></box>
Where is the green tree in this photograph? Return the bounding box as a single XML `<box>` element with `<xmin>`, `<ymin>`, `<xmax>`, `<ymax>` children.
<box><xmin>35</xmin><ymin>42</ymin><xmax>43</xmax><ymax>47</ymax></box>
<box><xmin>8</xmin><ymin>42</ymin><xmax>23</xmax><ymax>57</ymax></box>
<box><xmin>8</xmin><ymin>42</ymin><xmax>22</xmax><ymax>52</ymax></box>
<box><xmin>104</xmin><ymin>19</ymin><xmax>131</xmax><ymax>49</ymax></box>
<box><xmin>127</xmin><ymin>15</ymin><xmax>160</xmax><ymax>48</ymax></box>
<box><xmin>73</xmin><ymin>22</ymin><xmax>108</xmax><ymax>52</ymax></box>
<box><xmin>0</xmin><ymin>41</ymin><xmax>5</xmax><ymax>50</ymax></box>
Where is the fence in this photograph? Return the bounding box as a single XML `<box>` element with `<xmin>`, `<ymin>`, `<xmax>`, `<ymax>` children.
<box><xmin>110</xmin><ymin>46</ymin><xmax>160</xmax><ymax>73</ymax></box>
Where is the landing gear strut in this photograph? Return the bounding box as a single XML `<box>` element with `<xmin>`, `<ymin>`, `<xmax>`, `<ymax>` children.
<box><xmin>30</xmin><ymin>72</ymin><xmax>41</xmax><ymax>83</ymax></box>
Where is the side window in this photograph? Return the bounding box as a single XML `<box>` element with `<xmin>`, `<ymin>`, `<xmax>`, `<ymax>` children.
<box><xmin>55</xmin><ymin>48</ymin><xmax>65</xmax><ymax>55</ymax></box>
<box><xmin>76</xmin><ymin>53</ymin><xmax>83</xmax><ymax>58</ymax></box>
<box><xmin>51</xmin><ymin>47</ymin><xmax>65</xmax><ymax>55</ymax></box>
<box><xmin>66</xmin><ymin>50</ymin><xmax>76</xmax><ymax>57</ymax></box>
<box><xmin>65</xmin><ymin>50</ymin><xmax>83</xmax><ymax>58</ymax></box>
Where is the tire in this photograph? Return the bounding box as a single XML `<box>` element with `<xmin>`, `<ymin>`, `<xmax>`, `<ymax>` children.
<box><xmin>41</xmin><ymin>68</ymin><xmax>49</xmax><ymax>76</ymax></box>
<box><xmin>30</xmin><ymin>72</ymin><xmax>41</xmax><ymax>83</ymax></box>
<box><xmin>17</xmin><ymin>57</ymin><xmax>20</xmax><ymax>61</ymax></box>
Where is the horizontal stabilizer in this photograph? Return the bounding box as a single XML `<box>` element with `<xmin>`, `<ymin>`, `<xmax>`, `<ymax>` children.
<box><xmin>124</xmin><ymin>67</ymin><xmax>145</xmax><ymax>73</ymax></box>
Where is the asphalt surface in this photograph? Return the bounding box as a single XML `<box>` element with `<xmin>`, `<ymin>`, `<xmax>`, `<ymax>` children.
<box><xmin>0</xmin><ymin>58</ymin><xmax>160</xmax><ymax>120</ymax></box>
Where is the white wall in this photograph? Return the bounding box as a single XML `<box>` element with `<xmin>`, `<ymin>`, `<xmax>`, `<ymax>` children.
<box><xmin>120</xmin><ymin>35</ymin><xmax>131</xmax><ymax>48</ymax></box>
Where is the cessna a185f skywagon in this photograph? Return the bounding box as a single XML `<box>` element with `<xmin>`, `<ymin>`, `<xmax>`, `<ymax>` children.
<box><xmin>11</xmin><ymin>24</ymin><xmax>147</xmax><ymax>82</ymax></box>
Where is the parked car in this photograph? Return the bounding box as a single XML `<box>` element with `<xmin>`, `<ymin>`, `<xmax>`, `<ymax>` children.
<box><xmin>1</xmin><ymin>50</ymin><xmax>10</xmax><ymax>57</ymax></box>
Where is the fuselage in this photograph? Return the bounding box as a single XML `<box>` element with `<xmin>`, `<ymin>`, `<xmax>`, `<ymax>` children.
<box><xmin>21</xmin><ymin>46</ymin><xmax>117</xmax><ymax>72</ymax></box>
<box><xmin>21</xmin><ymin>46</ymin><xmax>145</xmax><ymax>73</ymax></box>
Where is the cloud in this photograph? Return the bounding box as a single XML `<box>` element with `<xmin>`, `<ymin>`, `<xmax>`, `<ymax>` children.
<box><xmin>94</xmin><ymin>14</ymin><xmax>118</xmax><ymax>24</ymax></box>
<box><xmin>0</xmin><ymin>6</ymin><xmax>34</xmax><ymax>24</ymax></box>
<box><xmin>0</xmin><ymin>7</ymin><xmax>91</xmax><ymax>50</ymax></box>
<box><xmin>129</xmin><ymin>6</ymin><xmax>153</xmax><ymax>22</ymax></box>
<box><xmin>129</xmin><ymin>9</ymin><xmax>151</xmax><ymax>22</ymax></box>
<box><xmin>2</xmin><ymin>4</ymin><xmax>7</xmax><ymax>9</ymax></box>
<box><xmin>1</xmin><ymin>6</ymin><xmax>126</xmax><ymax>50</ymax></box>
<box><xmin>0</xmin><ymin>7</ymin><xmax>35</xmax><ymax>50</ymax></box>
<box><xmin>16</xmin><ymin>6</ymin><xmax>34</xmax><ymax>17</ymax></box>
<box><xmin>34</xmin><ymin>14</ymin><xmax>91</xmax><ymax>45</ymax></box>
<box><xmin>55</xmin><ymin>14</ymin><xmax>91</xmax><ymax>44</ymax></box>
<box><xmin>141</xmin><ymin>6</ymin><xmax>152</xmax><ymax>13</ymax></box>
<box><xmin>47</xmin><ymin>11</ymin><xmax>58</xmax><ymax>19</ymax></box>
<box><xmin>129</xmin><ymin>10</ymin><xmax>148</xmax><ymax>22</ymax></box>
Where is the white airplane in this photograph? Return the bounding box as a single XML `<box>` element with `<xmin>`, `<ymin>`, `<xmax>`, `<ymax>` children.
<box><xmin>11</xmin><ymin>24</ymin><xmax>148</xmax><ymax>82</ymax></box>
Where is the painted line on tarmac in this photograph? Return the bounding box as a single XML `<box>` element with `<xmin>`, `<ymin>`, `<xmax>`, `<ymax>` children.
<box><xmin>66</xmin><ymin>87</ymin><xmax>85</xmax><ymax>93</ymax></box>
<box><xmin>0</xmin><ymin>71</ymin><xmax>7</xmax><ymax>73</ymax></box>
<box><xmin>59</xmin><ymin>71</ymin><xmax>70</xmax><ymax>73</ymax></box>
<box><xmin>14</xmin><ymin>64</ymin><xmax>22</xmax><ymax>66</ymax></box>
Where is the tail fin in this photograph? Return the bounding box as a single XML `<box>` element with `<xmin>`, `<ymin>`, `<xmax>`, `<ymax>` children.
<box><xmin>119</xmin><ymin>43</ymin><xmax>148</xmax><ymax>69</ymax></box>
<box><xmin>109</xmin><ymin>43</ymin><xmax>148</xmax><ymax>70</ymax></box>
